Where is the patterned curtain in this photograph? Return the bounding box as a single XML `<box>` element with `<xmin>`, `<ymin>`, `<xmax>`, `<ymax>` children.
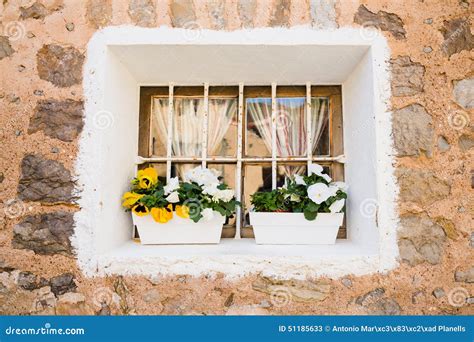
<box><xmin>247</xmin><ymin>97</ymin><xmax>329</xmax><ymax>178</ymax></box>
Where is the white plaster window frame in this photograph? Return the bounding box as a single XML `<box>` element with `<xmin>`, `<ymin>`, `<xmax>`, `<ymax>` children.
<box><xmin>74</xmin><ymin>26</ymin><xmax>399</xmax><ymax>279</ymax></box>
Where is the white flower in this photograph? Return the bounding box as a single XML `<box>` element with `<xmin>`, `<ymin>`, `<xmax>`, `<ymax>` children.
<box><xmin>321</xmin><ymin>174</ymin><xmax>332</xmax><ymax>182</ymax></box>
<box><xmin>201</xmin><ymin>208</ymin><xmax>214</xmax><ymax>221</ymax></box>
<box><xmin>294</xmin><ymin>174</ymin><xmax>306</xmax><ymax>185</ymax></box>
<box><xmin>307</xmin><ymin>183</ymin><xmax>333</xmax><ymax>204</ymax></box>
<box><xmin>327</xmin><ymin>185</ymin><xmax>340</xmax><ymax>197</ymax></box>
<box><xmin>184</xmin><ymin>166</ymin><xmax>220</xmax><ymax>186</ymax></box>
<box><xmin>308</xmin><ymin>163</ymin><xmax>324</xmax><ymax>175</ymax></box>
<box><xmin>202</xmin><ymin>183</ymin><xmax>219</xmax><ymax>196</ymax></box>
<box><xmin>166</xmin><ymin>191</ymin><xmax>180</xmax><ymax>203</ymax></box>
<box><xmin>164</xmin><ymin>177</ymin><xmax>179</xmax><ymax>195</ymax></box>
<box><xmin>308</xmin><ymin>163</ymin><xmax>332</xmax><ymax>182</ymax></box>
<box><xmin>329</xmin><ymin>199</ymin><xmax>345</xmax><ymax>213</ymax></box>
<box><xmin>213</xmin><ymin>189</ymin><xmax>235</xmax><ymax>202</ymax></box>
<box><xmin>329</xmin><ymin>182</ymin><xmax>349</xmax><ymax>192</ymax></box>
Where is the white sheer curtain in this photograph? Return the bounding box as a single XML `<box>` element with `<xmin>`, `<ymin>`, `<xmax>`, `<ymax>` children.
<box><xmin>208</xmin><ymin>99</ymin><xmax>237</xmax><ymax>155</ymax></box>
<box><xmin>247</xmin><ymin>97</ymin><xmax>329</xmax><ymax>178</ymax></box>
<box><xmin>152</xmin><ymin>97</ymin><xmax>236</xmax><ymax>176</ymax></box>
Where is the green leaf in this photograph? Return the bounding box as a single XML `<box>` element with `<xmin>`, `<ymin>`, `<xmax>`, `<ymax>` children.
<box><xmin>303</xmin><ymin>209</ymin><xmax>317</xmax><ymax>221</ymax></box>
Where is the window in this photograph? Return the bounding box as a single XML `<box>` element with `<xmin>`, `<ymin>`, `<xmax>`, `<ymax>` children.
<box><xmin>138</xmin><ymin>84</ymin><xmax>345</xmax><ymax>239</ymax></box>
<box><xmin>76</xmin><ymin>26</ymin><xmax>398</xmax><ymax>278</ymax></box>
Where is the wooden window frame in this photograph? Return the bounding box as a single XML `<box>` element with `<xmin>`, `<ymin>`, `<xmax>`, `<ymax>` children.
<box><xmin>137</xmin><ymin>84</ymin><xmax>345</xmax><ymax>239</ymax></box>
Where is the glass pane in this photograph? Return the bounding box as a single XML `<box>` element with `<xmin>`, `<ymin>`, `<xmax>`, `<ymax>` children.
<box><xmin>170</xmin><ymin>162</ymin><xmax>200</xmax><ymax>179</ymax></box>
<box><xmin>243</xmin><ymin>163</ymin><xmax>272</xmax><ymax>226</ymax></box>
<box><xmin>312</xmin><ymin>97</ymin><xmax>330</xmax><ymax>156</ymax></box>
<box><xmin>276</xmin><ymin>163</ymin><xmax>307</xmax><ymax>187</ymax></box>
<box><xmin>245</xmin><ymin>98</ymin><xmax>272</xmax><ymax>157</ymax></box>
<box><xmin>276</xmin><ymin>163</ymin><xmax>332</xmax><ymax>183</ymax></box>
<box><xmin>207</xmin><ymin>98</ymin><xmax>238</xmax><ymax>157</ymax></box>
<box><xmin>173</xmin><ymin>98</ymin><xmax>204</xmax><ymax>157</ymax></box>
<box><xmin>276</xmin><ymin>97</ymin><xmax>306</xmax><ymax>157</ymax></box>
<box><xmin>150</xmin><ymin>98</ymin><xmax>168</xmax><ymax>157</ymax></box>
<box><xmin>150</xmin><ymin>97</ymin><xmax>205</xmax><ymax>158</ymax></box>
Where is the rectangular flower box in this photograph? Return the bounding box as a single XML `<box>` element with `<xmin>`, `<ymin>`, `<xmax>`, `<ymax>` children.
<box><xmin>249</xmin><ymin>212</ymin><xmax>344</xmax><ymax>245</ymax></box>
<box><xmin>132</xmin><ymin>211</ymin><xmax>225</xmax><ymax>245</ymax></box>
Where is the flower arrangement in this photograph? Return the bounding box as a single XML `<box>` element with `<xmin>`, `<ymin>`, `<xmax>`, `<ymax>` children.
<box><xmin>122</xmin><ymin>166</ymin><xmax>239</xmax><ymax>223</ymax></box>
<box><xmin>250</xmin><ymin>164</ymin><xmax>347</xmax><ymax>220</ymax></box>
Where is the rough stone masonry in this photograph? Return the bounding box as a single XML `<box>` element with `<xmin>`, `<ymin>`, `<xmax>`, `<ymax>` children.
<box><xmin>0</xmin><ymin>0</ymin><xmax>472</xmax><ymax>315</ymax></box>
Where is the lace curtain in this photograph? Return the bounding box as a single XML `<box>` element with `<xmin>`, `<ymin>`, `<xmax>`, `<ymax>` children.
<box><xmin>152</xmin><ymin>97</ymin><xmax>236</xmax><ymax>176</ymax></box>
<box><xmin>247</xmin><ymin>97</ymin><xmax>329</xmax><ymax>178</ymax></box>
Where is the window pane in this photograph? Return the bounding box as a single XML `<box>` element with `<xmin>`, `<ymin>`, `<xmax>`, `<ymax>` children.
<box><xmin>276</xmin><ymin>163</ymin><xmax>307</xmax><ymax>187</ymax></box>
<box><xmin>150</xmin><ymin>98</ymin><xmax>168</xmax><ymax>157</ymax></box>
<box><xmin>208</xmin><ymin>98</ymin><xmax>238</xmax><ymax>157</ymax></box>
<box><xmin>276</xmin><ymin>163</ymin><xmax>332</xmax><ymax>185</ymax></box>
<box><xmin>173</xmin><ymin>98</ymin><xmax>204</xmax><ymax>157</ymax></box>
<box><xmin>242</xmin><ymin>163</ymin><xmax>272</xmax><ymax>226</ymax></box>
<box><xmin>170</xmin><ymin>162</ymin><xmax>200</xmax><ymax>179</ymax></box>
<box><xmin>150</xmin><ymin>97</ymin><xmax>204</xmax><ymax>158</ymax></box>
<box><xmin>245</xmin><ymin>98</ymin><xmax>272</xmax><ymax>157</ymax></box>
<box><xmin>312</xmin><ymin>97</ymin><xmax>330</xmax><ymax>156</ymax></box>
<box><xmin>276</xmin><ymin>97</ymin><xmax>306</xmax><ymax>157</ymax></box>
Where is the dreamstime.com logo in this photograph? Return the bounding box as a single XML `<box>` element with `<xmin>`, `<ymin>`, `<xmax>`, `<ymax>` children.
<box><xmin>3</xmin><ymin>199</ymin><xmax>28</xmax><ymax>219</ymax></box>
<box><xmin>358</xmin><ymin>21</ymin><xmax>380</xmax><ymax>41</ymax></box>
<box><xmin>359</xmin><ymin>198</ymin><xmax>378</xmax><ymax>218</ymax></box>
<box><xmin>447</xmin><ymin>287</ymin><xmax>470</xmax><ymax>308</ymax></box>
<box><xmin>181</xmin><ymin>20</ymin><xmax>202</xmax><ymax>42</ymax></box>
<box><xmin>448</xmin><ymin>111</ymin><xmax>470</xmax><ymax>130</ymax></box>
<box><xmin>92</xmin><ymin>287</ymin><xmax>115</xmax><ymax>309</ymax></box>
<box><xmin>4</xmin><ymin>322</ymin><xmax>85</xmax><ymax>336</ymax></box>
<box><xmin>2</xmin><ymin>21</ymin><xmax>26</xmax><ymax>41</ymax></box>
<box><xmin>270</xmin><ymin>286</ymin><xmax>293</xmax><ymax>307</ymax></box>
<box><xmin>93</xmin><ymin>110</ymin><xmax>115</xmax><ymax>130</ymax></box>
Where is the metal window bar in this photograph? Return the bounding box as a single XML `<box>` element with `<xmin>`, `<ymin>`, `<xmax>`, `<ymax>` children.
<box><xmin>202</xmin><ymin>83</ymin><xmax>209</xmax><ymax>167</ymax></box>
<box><xmin>271</xmin><ymin>83</ymin><xmax>277</xmax><ymax>189</ymax></box>
<box><xmin>166</xmin><ymin>83</ymin><xmax>174</xmax><ymax>181</ymax></box>
<box><xmin>306</xmin><ymin>81</ymin><xmax>312</xmax><ymax>174</ymax></box>
<box><xmin>235</xmin><ymin>82</ymin><xmax>244</xmax><ymax>239</ymax></box>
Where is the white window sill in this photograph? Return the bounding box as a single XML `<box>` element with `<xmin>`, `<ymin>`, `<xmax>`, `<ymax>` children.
<box><xmin>95</xmin><ymin>239</ymin><xmax>386</xmax><ymax>279</ymax></box>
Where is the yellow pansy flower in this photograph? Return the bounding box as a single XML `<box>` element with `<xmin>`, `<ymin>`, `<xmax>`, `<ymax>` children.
<box><xmin>121</xmin><ymin>192</ymin><xmax>144</xmax><ymax>208</ymax></box>
<box><xmin>151</xmin><ymin>204</ymin><xmax>173</xmax><ymax>223</ymax></box>
<box><xmin>137</xmin><ymin>167</ymin><xmax>158</xmax><ymax>189</ymax></box>
<box><xmin>175</xmin><ymin>205</ymin><xmax>190</xmax><ymax>219</ymax></box>
<box><xmin>132</xmin><ymin>203</ymin><xmax>150</xmax><ymax>216</ymax></box>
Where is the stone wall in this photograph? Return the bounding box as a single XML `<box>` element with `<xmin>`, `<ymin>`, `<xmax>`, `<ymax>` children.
<box><xmin>0</xmin><ymin>0</ymin><xmax>472</xmax><ymax>315</ymax></box>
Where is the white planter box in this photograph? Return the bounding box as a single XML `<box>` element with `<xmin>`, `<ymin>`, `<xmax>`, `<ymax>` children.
<box><xmin>132</xmin><ymin>211</ymin><xmax>225</xmax><ymax>245</ymax></box>
<box><xmin>250</xmin><ymin>212</ymin><xmax>344</xmax><ymax>245</ymax></box>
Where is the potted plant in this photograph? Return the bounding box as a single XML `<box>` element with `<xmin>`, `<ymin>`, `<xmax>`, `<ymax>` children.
<box><xmin>122</xmin><ymin>166</ymin><xmax>239</xmax><ymax>244</ymax></box>
<box><xmin>249</xmin><ymin>164</ymin><xmax>347</xmax><ymax>245</ymax></box>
